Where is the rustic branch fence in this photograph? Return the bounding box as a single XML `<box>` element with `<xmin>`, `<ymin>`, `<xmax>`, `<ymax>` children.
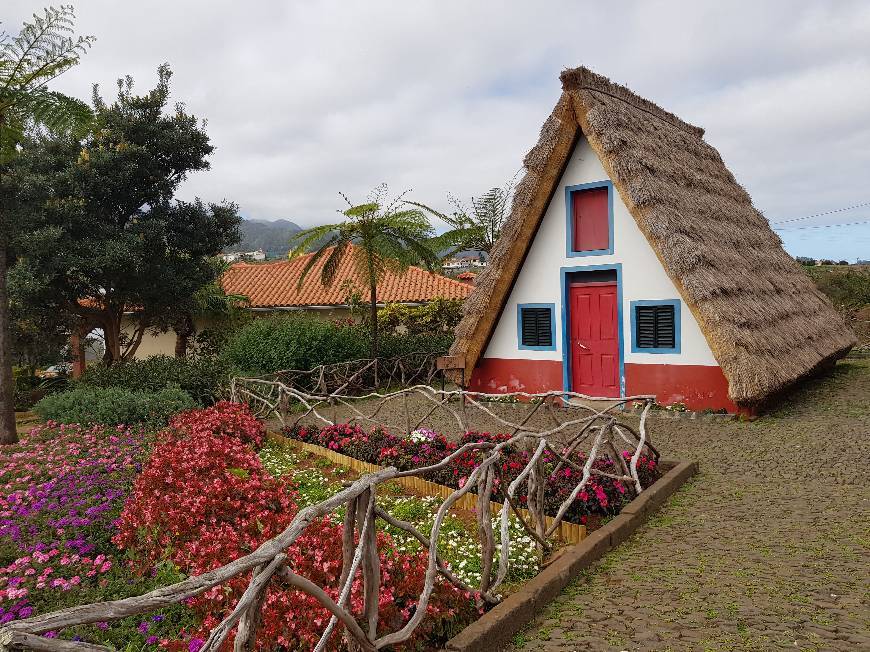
<box><xmin>0</xmin><ymin>376</ymin><xmax>657</xmax><ymax>651</ymax></box>
<box><xmin>257</xmin><ymin>352</ymin><xmax>442</xmax><ymax>397</ymax></box>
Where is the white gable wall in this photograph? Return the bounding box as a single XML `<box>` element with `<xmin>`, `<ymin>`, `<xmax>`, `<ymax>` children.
<box><xmin>483</xmin><ymin>134</ymin><xmax>718</xmax><ymax>367</ymax></box>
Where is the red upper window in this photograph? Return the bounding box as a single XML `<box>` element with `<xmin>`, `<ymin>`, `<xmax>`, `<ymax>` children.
<box><xmin>572</xmin><ymin>187</ymin><xmax>609</xmax><ymax>252</ymax></box>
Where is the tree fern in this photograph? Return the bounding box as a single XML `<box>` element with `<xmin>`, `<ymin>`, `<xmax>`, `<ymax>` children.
<box><xmin>0</xmin><ymin>5</ymin><xmax>95</xmax><ymax>162</ymax></box>
<box><xmin>289</xmin><ymin>185</ymin><xmax>439</xmax><ymax>358</ymax></box>
<box><xmin>408</xmin><ymin>175</ymin><xmax>518</xmax><ymax>257</ymax></box>
<box><xmin>0</xmin><ymin>6</ymin><xmax>93</xmax><ymax>445</ymax></box>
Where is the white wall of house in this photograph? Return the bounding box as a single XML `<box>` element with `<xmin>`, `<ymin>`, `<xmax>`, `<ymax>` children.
<box><xmin>483</xmin><ymin>133</ymin><xmax>717</xmax><ymax>366</ymax></box>
<box><xmin>122</xmin><ymin>321</ymin><xmax>179</xmax><ymax>358</ymax></box>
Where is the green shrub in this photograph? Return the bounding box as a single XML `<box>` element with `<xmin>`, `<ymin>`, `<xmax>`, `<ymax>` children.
<box><xmin>79</xmin><ymin>355</ymin><xmax>233</xmax><ymax>405</ymax></box>
<box><xmin>806</xmin><ymin>266</ymin><xmax>870</xmax><ymax>309</ymax></box>
<box><xmin>378</xmin><ymin>330</ymin><xmax>454</xmax><ymax>359</ymax></box>
<box><xmin>34</xmin><ymin>386</ymin><xmax>196</xmax><ymax>426</ymax></box>
<box><xmin>12</xmin><ymin>370</ymin><xmax>67</xmax><ymax>411</ymax></box>
<box><xmin>221</xmin><ymin>313</ymin><xmax>454</xmax><ymax>376</ymax></box>
<box><xmin>378</xmin><ymin>298</ymin><xmax>464</xmax><ymax>335</ymax></box>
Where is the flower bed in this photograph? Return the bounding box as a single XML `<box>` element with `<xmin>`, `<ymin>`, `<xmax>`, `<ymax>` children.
<box><xmin>113</xmin><ymin>404</ymin><xmax>477</xmax><ymax>650</ymax></box>
<box><xmin>1</xmin><ymin>403</ymin><xmax>658</xmax><ymax>648</ymax></box>
<box><xmin>0</xmin><ymin>421</ymin><xmax>198</xmax><ymax>645</ymax></box>
<box><xmin>283</xmin><ymin>423</ymin><xmax>660</xmax><ymax>526</ymax></box>
<box><xmin>258</xmin><ymin>443</ymin><xmax>541</xmax><ymax>589</ymax></box>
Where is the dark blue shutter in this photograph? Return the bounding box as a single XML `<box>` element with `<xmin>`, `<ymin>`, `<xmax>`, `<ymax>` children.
<box><xmin>521</xmin><ymin>308</ymin><xmax>552</xmax><ymax>347</ymax></box>
<box><xmin>635</xmin><ymin>304</ymin><xmax>675</xmax><ymax>349</ymax></box>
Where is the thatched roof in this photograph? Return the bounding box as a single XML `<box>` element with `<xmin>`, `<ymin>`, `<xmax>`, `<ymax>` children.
<box><xmin>452</xmin><ymin>66</ymin><xmax>855</xmax><ymax>406</ymax></box>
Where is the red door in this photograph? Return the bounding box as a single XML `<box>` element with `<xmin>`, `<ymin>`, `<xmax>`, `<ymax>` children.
<box><xmin>569</xmin><ymin>282</ymin><xmax>620</xmax><ymax>397</ymax></box>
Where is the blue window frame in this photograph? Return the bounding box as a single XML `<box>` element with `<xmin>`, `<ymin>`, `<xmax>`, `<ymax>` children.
<box><xmin>565</xmin><ymin>180</ymin><xmax>614</xmax><ymax>258</ymax></box>
<box><xmin>517</xmin><ymin>303</ymin><xmax>556</xmax><ymax>351</ymax></box>
<box><xmin>630</xmin><ymin>299</ymin><xmax>681</xmax><ymax>354</ymax></box>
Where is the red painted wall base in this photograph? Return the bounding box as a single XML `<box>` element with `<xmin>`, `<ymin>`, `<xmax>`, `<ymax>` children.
<box><xmin>469</xmin><ymin>358</ymin><xmax>563</xmax><ymax>394</ymax></box>
<box><xmin>470</xmin><ymin>357</ymin><xmax>741</xmax><ymax>413</ymax></box>
<box><xmin>623</xmin><ymin>362</ymin><xmax>738</xmax><ymax>413</ymax></box>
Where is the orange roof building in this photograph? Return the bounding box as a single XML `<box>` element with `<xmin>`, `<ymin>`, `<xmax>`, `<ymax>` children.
<box><xmin>222</xmin><ymin>245</ymin><xmax>472</xmax><ymax>309</ymax></box>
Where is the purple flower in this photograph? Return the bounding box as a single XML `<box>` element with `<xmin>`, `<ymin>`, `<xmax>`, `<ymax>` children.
<box><xmin>138</xmin><ymin>621</ymin><xmax>150</xmax><ymax>634</ymax></box>
<box><xmin>189</xmin><ymin>638</ymin><xmax>205</xmax><ymax>652</ymax></box>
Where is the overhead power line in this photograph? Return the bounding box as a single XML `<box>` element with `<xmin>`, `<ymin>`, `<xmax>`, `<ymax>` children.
<box><xmin>772</xmin><ymin>217</ymin><xmax>870</xmax><ymax>231</ymax></box>
<box><xmin>770</xmin><ymin>200</ymin><xmax>870</xmax><ymax>226</ymax></box>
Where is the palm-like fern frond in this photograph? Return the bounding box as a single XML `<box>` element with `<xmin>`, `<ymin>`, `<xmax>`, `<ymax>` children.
<box><xmin>408</xmin><ymin>175</ymin><xmax>518</xmax><ymax>256</ymax></box>
<box><xmin>287</xmin><ymin>187</ymin><xmax>441</xmax><ymax>357</ymax></box>
<box><xmin>0</xmin><ymin>6</ymin><xmax>94</xmax><ymax>162</ymax></box>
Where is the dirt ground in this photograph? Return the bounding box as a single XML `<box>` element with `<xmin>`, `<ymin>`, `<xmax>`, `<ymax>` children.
<box><xmin>508</xmin><ymin>357</ymin><xmax>870</xmax><ymax>651</ymax></box>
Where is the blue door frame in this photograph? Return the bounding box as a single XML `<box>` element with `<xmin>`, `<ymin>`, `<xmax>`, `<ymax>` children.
<box><xmin>560</xmin><ymin>263</ymin><xmax>625</xmax><ymax>397</ymax></box>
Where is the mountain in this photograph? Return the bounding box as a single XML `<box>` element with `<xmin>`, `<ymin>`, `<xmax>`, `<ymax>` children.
<box><xmin>225</xmin><ymin>219</ymin><xmax>303</xmax><ymax>259</ymax></box>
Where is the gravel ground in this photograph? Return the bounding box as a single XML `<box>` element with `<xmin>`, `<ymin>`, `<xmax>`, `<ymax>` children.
<box><xmin>509</xmin><ymin>357</ymin><xmax>870</xmax><ymax>651</ymax></box>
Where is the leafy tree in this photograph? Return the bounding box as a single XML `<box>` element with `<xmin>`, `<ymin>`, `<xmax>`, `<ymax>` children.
<box><xmin>408</xmin><ymin>177</ymin><xmax>517</xmax><ymax>256</ymax></box>
<box><xmin>158</xmin><ymin>259</ymin><xmax>249</xmax><ymax>358</ymax></box>
<box><xmin>0</xmin><ymin>6</ymin><xmax>94</xmax><ymax>444</ymax></box>
<box><xmin>9</xmin><ymin>64</ymin><xmax>241</xmax><ymax>368</ymax></box>
<box><xmin>289</xmin><ymin>186</ymin><xmax>439</xmax><ymax>358</ymax></box>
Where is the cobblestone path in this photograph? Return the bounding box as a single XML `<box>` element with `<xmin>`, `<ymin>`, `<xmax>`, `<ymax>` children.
<box><xmin>510</xmin><ymin>358</ymin><xmax>870</xmax><ymax>651</ymax></box>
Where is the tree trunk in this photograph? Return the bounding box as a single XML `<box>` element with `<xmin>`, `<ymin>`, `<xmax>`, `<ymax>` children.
<box><xmin>0</xmin><ymin>246</ymin><xmax>19</xmax><ymax>444</ymax></box>
<box><xmin>369</xmin><ymin>279</ymin><xmax>378</xmax><ymax>360</ymax></box>
<box><xmin>174</xmin><ymin>313</ymin><xmax>194</xmax><ymax>358</ymax></box>
<box><xmin>101</xmin><ymin>310</ymin><xmax>122</xmax><ymax>366</ymax></box>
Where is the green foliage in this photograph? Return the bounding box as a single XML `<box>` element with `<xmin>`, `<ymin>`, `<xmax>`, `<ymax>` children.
<box><xmin>806</xmin><ymin>265</ymin><xmax>870</xmax><ymax>309</ymax></box>
<box><xmin>12</xmin><ymin>370</ymin><xmax>66</xmax><ymax>411</ymax></box>
<box><xmin>0</xmin><ymin>6</ymin><xmax>95</xmax><ymax>163</ymax></box>
<box><xmin>79</xmin><ymin>355</ymin><xmax>234</xmax><ymax>405</ymax></box>
<box><xmin>378</xmin><ymin>297</ymin><xmax>464</xmax><ymax>335</ymax></box>
<box><xmin>1</xmin><ymin>6</ymin><xmax>94</xmax><ymax>444</ymax></box>
<box><xmin>221</xmin><ymin>313</ymin><xmax>452</xmax><ymax>376</ymax></box>
<box><xmin>34</xmin><ymin>385</ymin><xmax>195</xmax><ymax>426</ymax></box>
<box><xmin>221</xmin><ymin>314</ymin><xmax>368</xmax><ymax>375</ymax></box>
<box><xmin>409</xmin><ymin>177</ymin><xmax>517</xmax><ymax>255</ymax></box>
<box><xmin>6</xmin><ymin>63</ymin><xmax>241</xmax><ymax>364</ymax></box>
<box><xmin>289</xmin><ymin>185</ymin><xmax>440</xmax><ymax>358</ymax></box>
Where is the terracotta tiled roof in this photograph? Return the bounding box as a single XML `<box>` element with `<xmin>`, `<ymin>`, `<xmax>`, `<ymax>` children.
<box><xmin>221</xmin><ymin>245</ymin><xmax>472</xmax><ymax>308</ymax></box>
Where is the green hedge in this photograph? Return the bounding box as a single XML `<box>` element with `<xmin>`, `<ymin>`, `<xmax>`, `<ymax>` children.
<box><xmin>79</xmin><ymin>355</ymin><xmax>233</xmax><ymax>405</ymax></box>
<box><xmin>222</xmin><ymin>314</ymin><xmax>453</xmax><ymax>376</ymax></box>
<box><xmin>34</xmin><ymin>386</ymin><xmax>196</xmax><ymax>426</ymax></box>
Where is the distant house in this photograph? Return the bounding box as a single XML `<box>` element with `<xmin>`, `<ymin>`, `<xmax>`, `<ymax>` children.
<box><xmin>456</xmin><ymin>271</ymin><xmax>477</xmax><ymax>284</ymax></box>
<box><xmin>450</xmin><ymin>66</ymin><xmax>855</xmax><ymax>413</ymax></box>
<box><xmin>124</xmin><ymin>243</ymin><xmax>472</xmax><ymax>358</ymax></box>
<box><xmin>443</xmin><ymin>256</ymin><xmax>487</xmax><ymax>271</ymax></box>
<box><xmin>220</xmin><ymin>249</ymin><xmax>267</xmax><ymax>263</ymax></box>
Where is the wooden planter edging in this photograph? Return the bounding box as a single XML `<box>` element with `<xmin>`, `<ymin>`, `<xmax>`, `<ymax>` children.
<box><xmin>443</xmin><ymin>459</ymin><xmax>698</xmax><ymax>652</ymax></box>
<box><xmin>266</xmin><ymin>432</ymin><xmax>586</xmax><ymax>544</ymax></box>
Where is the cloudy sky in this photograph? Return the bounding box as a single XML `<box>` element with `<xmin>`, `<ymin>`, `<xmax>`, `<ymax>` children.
<box><xmin>7</xmin><ymin>0</ymin><xmax>870</xmax><ymax>260</ymax></box>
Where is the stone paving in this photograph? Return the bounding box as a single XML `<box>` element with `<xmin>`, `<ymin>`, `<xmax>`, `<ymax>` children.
<box><xmin>509</xmin><ymin>358</ymin><xmax>870</xmax><ymax>651</ymax></box>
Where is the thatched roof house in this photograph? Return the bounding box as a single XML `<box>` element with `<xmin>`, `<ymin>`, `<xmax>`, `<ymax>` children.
<box><xmin>452</xmin><ymin>66</ymin><xmax>854</xmax><ymax>411</ymax></box>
